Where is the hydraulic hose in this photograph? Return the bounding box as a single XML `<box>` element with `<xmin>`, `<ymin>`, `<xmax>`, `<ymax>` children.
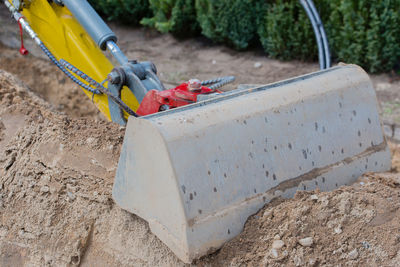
<box><xmin>306</xmin><ymin>0</ymin><xmax>331</xmax><ymax>68</ymax></box>
<box><xmin>299</xmin><ymin>0</ymin><xmax>331</xmax><ymax>69</ymax></box>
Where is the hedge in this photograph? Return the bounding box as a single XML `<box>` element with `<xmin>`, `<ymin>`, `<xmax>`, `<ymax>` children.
<box><xmin>88</xmin><ymin>0</ymin><xmax>151</xmax><ymax>25</ymax></box>
<box><xmin>90</xmin><ymin>0</ymin><xmax>400</xmax><ymax>73</ymax></box>
<box><xmin>195</xmin><ymin>0</ymin><xmax>267</xmax><ymax>50</ymax></box>
<box><xmin>326</xmin><ymin>0</ymin><xmax>400</xmax><ymax>73</ymax></box>
<box><xmin>140</xmin><ymin>0</ymin><xmax>200</xmax><ymax>37</ymax></box>
<box><xmin>257</xmin><ymin>0</ymin><xmax>328</xmax><ymax>61</ymax></box>
<box><xmin>257</xmin><ymin>0</ymin><xmax>400</xmax><ymax>72</ymax></box>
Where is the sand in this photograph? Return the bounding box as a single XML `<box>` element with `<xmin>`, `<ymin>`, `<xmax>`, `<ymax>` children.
<box><xmin>1</xmin><ymin>69</ymin><xmax>400</xmax><ymax>266</ymax></box>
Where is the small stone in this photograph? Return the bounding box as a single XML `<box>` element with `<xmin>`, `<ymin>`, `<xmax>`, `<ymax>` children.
<box><xmin>348</xmin><ymin>249</ymin><xmax>358</xmax><ymax>260</ymax></box>
<box><xmin>361</xmin><ymin>241</ymin><xmax>370</xmax><ymax>249</ymax></box>
<box><xmin>310</xmin><ymin>194</ymin><xmax>318</xmax><ymax>200</ymax></box>
<box><xmin>334</xmin><ymin>226</ymin><xmax>342</xmax><ymax>234</ymax></box>
<box><xmin>298</xmin><ymin>237</ymin><xmax>313</xmax><ymax>247</ymax></box>
<box><xmin>41</xmin><ymin>175</ymin><xmax>51</xmax><ymax>183</ymax></box>
<box><xmin>67</xmin><ymin>191</ymin><xmax>76</xmax><ymax>201</ymax></box>
<box><xmin>263</xmin><ymin>209</ymin><xmax>272</xmax><ymax>218</ymax></box>
<box><xmin>272</xmin><ymin>240</ymin><xmax>285</xmax><ymax>249</ymax></box>
<box><xmin>254</xmin><ymin>62</ymin><xmax>262</xmax><ymax>68</ymax></box>
<box><xmin>274</xmin><ymin>234</ymin><xmax>281</xmax><ymax>240</ymax></box>
<box><xmin>270</xmin><ymin>248</ymin><xmax>279</xmax><ymax>258</ymax></box>
<box><xmin>40</xmin><ymin>186</ymin><xmax>50</xmax><ymax>193</ymax></box>
<box><xmin>86</xmin><ymin>137</ymin><xmax>96</xmax><ymax>145</ymax></box>
<box><xmin>93</xmin><ymin>191</ymin><xmax>99</xmax><ymax>196</ymax></box>
<box><xmin>211</xmin><ymin>60</ymin><xmax>217</xmax><ymax>65</ymax></box>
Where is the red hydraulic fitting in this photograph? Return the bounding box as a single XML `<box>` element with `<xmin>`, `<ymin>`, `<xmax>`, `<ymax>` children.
<box><xmin>136</xmin><ymin>80</ymin><xmax>221</xmax><ymax>116</ymax></box>
<box><xmin>187</xmin><ymin>79</ymin><xmax>202</xmax><ymax>92</ymax></box>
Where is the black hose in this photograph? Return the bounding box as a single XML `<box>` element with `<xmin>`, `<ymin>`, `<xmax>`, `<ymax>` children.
<box><xmin>306</xmin><ymin>0</ymin><xmax>331</xmax><ymax>68</ymax></box>
<box><xmin>39</xmin><ymin>43</ymin><xmax>138</xmax><ymax>117</ymax></box>
<box><xmin>59</xmin><ymin>59</ymin><xmax>139</xmax><ymax>117</ymax></box>
<box><xmin>300</xmin><ymin>0</ymin><xmax>324</xmax><ymax>69</ymax></box>
<box><xmin>39</xmin><ymin>43</ymin><xmax>102</xmax><ymax>94</ymax></box>
<box><xmin>299</xmin><ymin>0</ymin><xmax>331</xmax><ymax>70</ymax></box>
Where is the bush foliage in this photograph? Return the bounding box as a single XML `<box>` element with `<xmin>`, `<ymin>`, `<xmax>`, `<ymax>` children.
<box><xmin>258</xmin><ymin>0</ymin><xmax>400</xmax><ymax>72</ymax></box>
<box><xmin>140</xmin><ymin>0</ymin><xmax>199</xmax><ymax>37</ymax></box>
<box><xmin>257</xmin><ymin>0</ymin><xmax>327</xmax><ymax>61</ymax></box>
<box><xmin>88</xmin><ymin>0</ymin><xmax>151</xmax><ymax>25</ymax></box>
<box><xmin>195</xmin><ymin>0</ymin><xmax>266</xmax><ymax>50</ymax></box>
<box><xmin>91</xmin><ymin>0</ymin><xmax>400</xmax><ymax>73</ymax></box>
<box><xmin>326</xmin><ymin>0</ymin><xmax>400</xmax><ymax>73</ymax></box>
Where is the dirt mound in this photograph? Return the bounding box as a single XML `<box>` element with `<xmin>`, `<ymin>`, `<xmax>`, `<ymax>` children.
<box><xmin>0</xmin><ymin>44</ymin><xmax>101</xmax><ymax>119</ymax></box>
<box><xmin>202</xmin><ymin>172</ymin><xmax>400</xmax><ymax>267</ymax></box>
<box><xmin>1</xmin><ymin>70</ymin><xmax>400</xmax><ymax>267</ymax></box>
<box><xmin>0</xmin><ymin>70</ymin><xmax>182</xmax><ymax>266</ymax></box>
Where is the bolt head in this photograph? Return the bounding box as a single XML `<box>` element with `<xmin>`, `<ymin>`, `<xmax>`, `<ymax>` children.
<box><xmin>159</xmin><ymin>105</ymin><xmax>170</xmax><ymax>112</ymax></box>
<box><xmin>107</xmin><ymin>71</ymin><xmax>121</xmax><ymax>84</ymax></box>
<box><xmin>188</xmin><ymin>79</ymin><xmax>201</xmax><ymax>91</ymax></box>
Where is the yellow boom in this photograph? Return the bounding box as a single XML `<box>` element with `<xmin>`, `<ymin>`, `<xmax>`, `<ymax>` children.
<box><xmin>17</xmin><ymin>0</ymin><xmax>139</xmax><ymax>120</ymax></box>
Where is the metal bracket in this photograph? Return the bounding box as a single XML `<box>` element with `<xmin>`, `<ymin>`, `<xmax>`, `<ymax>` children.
<box><xmin>12</xmin><ymin>0</ymin><xmax>22</xmax><ymax>10</ymax></box>
<box><xmin>106</xmin><ymin>60</ymin><xmax>165</xmax><ymax>125</ymax></box>
<box><xmin>107</xmin><ymin>83</ymin><xmax>126</xmax><ymax>125</ymax></box>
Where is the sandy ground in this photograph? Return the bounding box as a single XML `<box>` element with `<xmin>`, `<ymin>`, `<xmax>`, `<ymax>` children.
<box><xmin>1</xmin><ymin>7</ymin><xmax>400</xmax><ymax>267</ymax></box>
<box><xmin>1</xmin><ymin>69</ymin><xmax>400</xmax><ymax>267</ymax></box>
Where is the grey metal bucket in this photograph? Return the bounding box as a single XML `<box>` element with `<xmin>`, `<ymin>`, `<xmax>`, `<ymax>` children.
<box><xmin>113</xmin><ymin>65</ymin><xmax>391</xmax><ymax>263</ymax></box>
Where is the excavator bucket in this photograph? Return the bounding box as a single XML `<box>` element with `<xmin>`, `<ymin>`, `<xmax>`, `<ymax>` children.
<box><xmin>113</xmin><ymin>65</ymin><xmax>391</xmax><ymax>263</ymax></box>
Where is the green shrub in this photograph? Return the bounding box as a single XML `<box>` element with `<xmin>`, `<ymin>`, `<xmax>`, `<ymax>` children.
<box><xmin>140</xmin><ymin>0</ymin><xmax>199</xmax><ymax>37</ymax></box>
<box><xmin>195</xmin><ymin>0</ymin><xmax>267</xmax><ymax>50</ymax></box>
<box><xmin>88</xmin><ymin>0</ymin><xmax>151</xmax><ymax>25</ymax></box>
<box><xmin>327</xmin><ymin>0</ymin><xmax>400</xmax><ymax>73</ymax></box>
<box><xmin>258</xmin><ymin>0</ymin><xmax>400</xmax><ymax>73</ymax></box>
<box><xmin>258</xmin><ymin>0</ymin><xmax>331</xmax><ymax>61</ymax></box>
<box><xmin>89</xmin><ymin>0</ymin><xmax>400</xmax><ymax>73</ymax></box>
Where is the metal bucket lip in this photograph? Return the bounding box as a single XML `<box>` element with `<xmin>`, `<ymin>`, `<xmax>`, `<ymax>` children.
<box><xmin>141</xmin><ymin>66</ymin><xmax>342</xmax><ymax>120</ymax></box>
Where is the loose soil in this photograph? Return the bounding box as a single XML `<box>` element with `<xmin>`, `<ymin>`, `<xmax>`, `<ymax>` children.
<box><xmin>2</xmin><ymin>69</ymin><xmax>400</xmax><ymax>267</ymax></box>
<box><xmin>1</xmin><ymin>8</ymin><xmax>400</xmax><ymax>267</ymax></box>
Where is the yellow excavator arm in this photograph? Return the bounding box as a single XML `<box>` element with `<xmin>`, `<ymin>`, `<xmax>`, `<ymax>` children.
<box><xmin>5</xmin><ymin>0</ymin><xmax>232</xmax><ymax>123</ymax></box>
<box><xmin>14</xmin><ymin>0</ymin><xmax>139</xmax><ymax>120</ymax></box>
